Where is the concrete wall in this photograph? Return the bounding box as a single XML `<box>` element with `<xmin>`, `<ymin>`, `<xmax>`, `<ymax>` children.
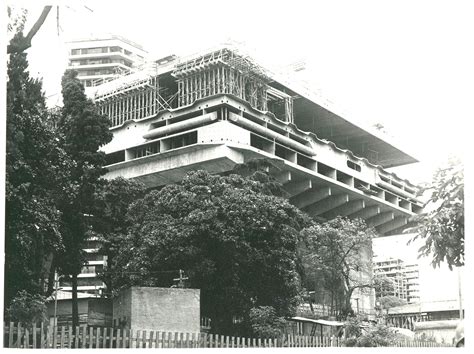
<box><xmin>131</xmin><ymin>287</ymin><xmax>200</xmax><ymax>333</ymax></box>
<box><xmin>113</xmin><ymin>287</ymin><xmax>200</xmax><ymax>333</ymax></box>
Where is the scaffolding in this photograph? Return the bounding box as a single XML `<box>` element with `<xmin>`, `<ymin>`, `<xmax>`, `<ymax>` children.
<box><xmin>93</xmin><ymin>46</ymin><xmax>296</xmax><ymax>127</ymax></box>
<box><xmin>172</xmin><ymin>48</ymin><xmax>271</xmax><ymax>111</ymax></box>
<box><xmin>94</xmin><ymin>63</ymin><xmax>178</xmax><ymax>128</ymax></box>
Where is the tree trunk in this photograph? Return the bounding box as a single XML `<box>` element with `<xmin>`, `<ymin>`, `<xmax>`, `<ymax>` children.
<box><xmin>7</xmin><ymin>6</ymin><xmax>52</xmax><ymax>53</ymax></box>
<box><xmin>72</xmin><ymin>273</ymin><xmax>79</xmax><ymax>330</ymax></box>
<box><xmin>342</xmin><ymin>288</ymin><xmax>354</xmax><ymax>318</ymax></box>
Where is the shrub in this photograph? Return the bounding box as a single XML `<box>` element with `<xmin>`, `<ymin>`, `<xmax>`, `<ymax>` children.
<box><xmin>7</xmin><ymin>290</ymin><xmax>47</xmax><ymax>324</ymax></box>
<box><xmin>345</xmin><ymin>323</ymin><xmax>403</xmax><ymax>347</ymax></box>
<box><xmin>249</xmin><ymin>306</ymin><xmax>287</xmax><ymax>338</ymax></box>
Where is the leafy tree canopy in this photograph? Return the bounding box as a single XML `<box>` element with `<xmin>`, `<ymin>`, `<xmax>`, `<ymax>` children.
<box><xmin>301</xmin><ymin>217</ymin><xmax>376</xmax><ymax>318</ymax></box>
<box><xmin>249</xmin><ymin>306</ymin><xmax>287</xmax><ymax>338</ymax></box>
<box><xmin>408</xmin><ymin>157</ymin><xmax>464</xmax><ymax>269</ymax></box>
<box><xmin>6</xmin><ymin>290</ymin><xmax>47</xmax><ymax>324</ymax></box>
<box><xmin>373</xmin><ymin>274</ymin><xmax>395</xmax><ymax>298</ymax></box>
<box><xmin>377</xmin><ymin>296</ymin><xmax>407</xmax><ymax>309</ymax></box>
<box><xmin>5</xmin><ymin>28</ymin><xmax>74</xmax><ymax>305</ymax></box>
<box><xmin>106</xmin><ymin>170</ymin><xmax>311</xmax><ymax>334</ymax></box>
<box><xmin>55</xmin><ymin>69</ymin><xmax>113</xmax><ymax>277</ymax></box>
<box><xmin>91</xmin><ymin>177</ymin><xmax>146</xmax><ymax>294</ymax></box>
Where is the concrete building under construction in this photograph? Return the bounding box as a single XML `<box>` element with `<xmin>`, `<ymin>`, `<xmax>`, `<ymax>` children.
<box><xmin>80</xmin><ymin>43</ymin><xmax>423</xmax><ymax>317</ymax></box>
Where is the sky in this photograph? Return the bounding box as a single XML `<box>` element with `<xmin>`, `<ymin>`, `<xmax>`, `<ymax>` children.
<box><xmin>5</xmin><ymin>0</ymin><xmax>471</xmax><ymax>303</ymax></box>
<box><xmin>373</xmin><ymin>234</ymin><xmax>464</xmax><ymax>303</ymax></box>
<box><xmin>13</xmin><ymin>0</ymin><xmax>472</xmax><ymax>185</ymax></box>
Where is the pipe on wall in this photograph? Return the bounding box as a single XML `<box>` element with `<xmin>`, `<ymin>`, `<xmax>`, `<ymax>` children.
<box><xmin>143</xmin><ymin>112</ymin><xmax>218</xmax><ymax>140</ymax></box>
<box><xmin>228</xmin><ymin>112</ymin><xmax>315</xmax><ymax>157</ymax></box>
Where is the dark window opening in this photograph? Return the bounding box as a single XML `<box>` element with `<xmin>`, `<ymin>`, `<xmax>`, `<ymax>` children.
<box><xmin>105</xmin><ymin>150</ymin><xmax>125</xmax><ymax>165</ymax></box>
<box><xmin>134</xmin><ymin>141</ymin><xmax>160</xmax><ymax>159</ymax></box>
<box><xmin>347</xmin><ymin>160</ymin><xmax>362</xmax><ymax>172</ymax></box>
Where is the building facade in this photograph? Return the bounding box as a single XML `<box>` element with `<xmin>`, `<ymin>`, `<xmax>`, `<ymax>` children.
<box><xmin>66</xmin><ymin>35</ymin><xmax>147</xmax><ymax>94</ymax></box>
<box><xmin>374</xmin><ymin>258</ymin><xmax>420</xmax><ymax>304</ymax></box>
<box><xmin>74</xmin><ymin>45</ymin><xmax>423</xmax><ymax>318</ymax></box>
<box><xmin>59</xmin><ymin>237</ymin><xmax>107</xmax><ymax>295</ymax></box>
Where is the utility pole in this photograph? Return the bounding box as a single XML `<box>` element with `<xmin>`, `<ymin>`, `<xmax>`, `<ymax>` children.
<box><xmin>458</xmin><ymin>267</ymin><xmax>463</xmax><ymax>320</ymax></box>
<box><xmin>54</xmin><ymin>272</ymin><xmax>59</xmax><ymax>327</ymax></box>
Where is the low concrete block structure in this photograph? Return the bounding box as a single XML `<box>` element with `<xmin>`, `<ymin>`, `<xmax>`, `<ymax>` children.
<box><xmin>113</xmin><ymin>287</ymin><xmax>200</xmax><ymax>333</ymax></box>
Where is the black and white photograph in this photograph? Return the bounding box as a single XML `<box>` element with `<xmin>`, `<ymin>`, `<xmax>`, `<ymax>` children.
<box><xmin>2</xmin><ymin>0</ymin><xmax>468</xmax><ymax>349</ymax></box>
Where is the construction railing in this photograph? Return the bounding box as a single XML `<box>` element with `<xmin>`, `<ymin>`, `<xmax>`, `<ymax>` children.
<box><xmin>3</xmin><ymin>322</ymin><xmax>451</xmax><ymax>348</ymax></box>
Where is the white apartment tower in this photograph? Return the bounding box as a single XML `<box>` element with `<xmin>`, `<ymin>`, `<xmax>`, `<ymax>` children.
<box><xmin>66</xmin><ymin>35</ymin><xmax>147</xmax><ymax>94</ymax></box>
<box><xmin>374</xmin><ymin>258</ymin><xmax>420</xmax><ymax>304</ymax></box>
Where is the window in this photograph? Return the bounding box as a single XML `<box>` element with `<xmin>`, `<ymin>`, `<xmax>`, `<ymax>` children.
<box><xmin>347</xmin><ymin>160</ymin><xmax>362</xmax><ymax>172</ymax></box>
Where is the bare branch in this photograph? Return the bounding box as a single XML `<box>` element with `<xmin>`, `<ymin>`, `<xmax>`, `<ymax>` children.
<box><xmin>7</xmin><ymin>6</ymin><xmax>52</xmax><ymax>54</ymax></box>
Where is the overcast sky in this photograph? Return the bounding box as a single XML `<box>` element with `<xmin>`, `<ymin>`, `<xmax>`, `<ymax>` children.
<box><xmin>13</xmin><ymin>0</ymin><xmax>471</xmax><ymax>184</ymax></box>
<box><xmin>6</xmin><ymin>0</ymin><xmax>470</xmax><ymax>304</ymax></box>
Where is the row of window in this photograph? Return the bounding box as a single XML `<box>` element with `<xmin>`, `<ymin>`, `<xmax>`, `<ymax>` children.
<box><xmin>71</xmin><ymin>46</ymin><xmax>133</xmax><ymax>56</ymax></box>
<box><xmin>78</xmin><ymin>69</ymin><xmax>117</xmax><ymax>77</ymax></box>
<box><xmin>70</xmin><ymin>58</ymin><xmax>132</xmax><ymax>67</ymax></box>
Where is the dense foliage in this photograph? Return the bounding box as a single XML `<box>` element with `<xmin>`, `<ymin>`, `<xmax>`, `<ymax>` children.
<box><xmin>249</xmin><ymin>306</ymin><xmax>287</xmax><ymax>338</ymax></box>
<box><xmin>92</xmin><ymin>177</ymin><xmax>146</xmax><ymax>294</ymax></box>
<box><xmin>54</xmin><ymin>69</ymin><xmax>113</xmax><ymax>327</ymax></box>
<box><xmin>6</xmin><ymin>291</ymin><xmax>47</xmax><ymax>324</ymax></box>
<box><xmin>344</xmin><ymin>317</ymin><xmax>403</xmax><ymax>347</ymax></box>
<box><xmin>301</xmin><ymin>217</ymin><xmax>376</xmax><ymax>318</ymax></box>
<box><xmin>409</xmin><ymin>157</ymin><xmax>464</xmax><ymax>269</ymax></box>
<box><xmin>377</xmin><ymin>296</ymin><xmax>407</xmax><ymax>309</ymax></box>
<box><xmin>5</xmin><ymin>30</ymin><xmax>74</xmax><ymax>308</ymax></box>
<box><xmin>105</xmin><ymin>170</ymin><xmax>310</xmax><ymax>334</ymax></box>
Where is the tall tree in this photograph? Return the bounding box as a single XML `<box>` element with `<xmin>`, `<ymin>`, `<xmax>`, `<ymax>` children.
<box><xmin>408</xmin><ymin>157</ymin><xmax>464</xmax><ymax>269</ymax></box>
<box><xmin>5</xmin><ymin>30</ymin><xmax>73</xmax><ymax>309</ymax></box>
<box><xmin>56</xmin><ymin>70</ymin><xmax>112</xmax><ymax>329</ymax></box>
<box><xmin>106</xmin><ymin>170</ymin><xmax>310</xmax><ymax>335</ymax></box>
<box><xmin>300</xmin><ymin>217</ymin><xmax>376</xmax><ymax>319</ymax></box>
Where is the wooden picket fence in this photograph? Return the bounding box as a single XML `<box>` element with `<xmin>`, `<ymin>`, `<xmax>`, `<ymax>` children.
<box><xmin>3</xmin><ymin>322</ymin><xmax>451</xmax><ymax>348</ymax></box>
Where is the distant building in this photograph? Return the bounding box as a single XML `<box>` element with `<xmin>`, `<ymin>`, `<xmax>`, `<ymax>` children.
<box><xmin>374</xmin><ymin>258</ymin><xmax>420</xmax><ymax>303</ymax></box>
<box><xmin>66</xmin><ymin>35</ymin><xmax>147</xmax><ymax>94</ymax></box>
<box><xmin>386</xmin><ymin>299</ymin><xmax>463</xmax><ymax>343</ymax></box>
<box><xmin>59</xmin><ymin>237</ymin><xmax>107</xmax><ymax>296</ymax></box>
<box><xmin>46</xmin><ymin>290</ymin><xmax>112</xmax><ymax>328</ymax></box>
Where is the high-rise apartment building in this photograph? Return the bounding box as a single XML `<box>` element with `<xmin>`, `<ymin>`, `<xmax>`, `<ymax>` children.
<box><xmin>66</xmin><ymin>35</ymin><xmax>147</xmax><ymax>93</ymax></box>
<box><xmin>374</xmin><ymin>258</ymin><xmax>420</xmax><ymax>303</ymax></box>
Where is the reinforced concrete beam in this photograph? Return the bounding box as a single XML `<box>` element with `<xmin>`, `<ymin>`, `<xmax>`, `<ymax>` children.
<box><xmin>291</xmin><ymin>187</ymin><xmax>332</xmax><ymax>209</ymax></box>
<box><xmin>283</xmin><ymin>179</ymin><xmax>312</xmax><ymax>198</ymax></box>
<box><xmin>322</xmin><ymin>199</ymin><xmax>366</xmax><ymax>219</ymax></box>
<box><xmin>367</xmin><ymin>211</ymin><xmax>395</xmax><ymax>228</ymax></box>
<box><xmin>305</xmin><ymin>194</ymin><xmax>350</xmax><ymax>217</ymax></box>
<box><xmin>376</xmin><ymin>216</ymin><xmax>409</xmax><ymax>235</ymax></box>
<box><xmin>348</xmin><ymin>205</ymin><xmax>381</xmax><ymax>220</ymax></box>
